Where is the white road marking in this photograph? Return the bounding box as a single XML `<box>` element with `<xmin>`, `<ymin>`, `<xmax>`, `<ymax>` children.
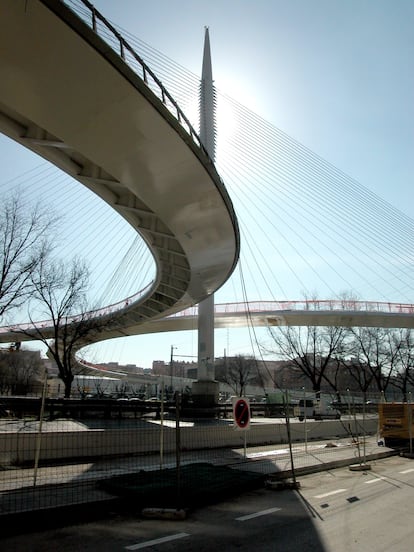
<box><xmin>314</xmin><ymin>489</ymin><xmax>347</xmax><ymax>499</ymax></box>
<box><xmin>125</xmin><ymin>532</ymin><xmax>190</xmax><ymax>550</ymax></box>
<box><xmin>400</xmin><ymin>468</ymin><xmax>414</xmax><ymax>474</ymax></box>
<box><xmin>236</xmin><ymin>507</ymin><xmax>281</xmax><ymax>521</ymax></box>
<box><xmin>365</xmin><ymin>477</ymin><xmax>388</xmax><ymax>484</ymax></box>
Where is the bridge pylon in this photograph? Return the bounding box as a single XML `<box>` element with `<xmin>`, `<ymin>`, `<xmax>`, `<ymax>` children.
<box><xmin>192</xmin><ymin>27</ymin><xmax>220</xmax><ymax>412</ymax></box>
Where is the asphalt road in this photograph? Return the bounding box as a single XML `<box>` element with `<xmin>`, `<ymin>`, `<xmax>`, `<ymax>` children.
<box><xmin>2</xmin><ymin>455</ymin><xmax>414</xmax><ymax>551</ymax></box>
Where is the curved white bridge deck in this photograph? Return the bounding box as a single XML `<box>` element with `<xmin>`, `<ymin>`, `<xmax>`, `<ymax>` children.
<box><xmin>0</xmin><ymin>0</ymin><xmax>239</xmax><ymax>344</ymax></box>
<box><xmin>116</xmin><ymin>299</ymin><xmax>414</xmax><ymax>335</ymax></box>
<box><xmin>2</xmin><ymin>300</ymin><xmax>414</xmax><ymax>347</ymax></box>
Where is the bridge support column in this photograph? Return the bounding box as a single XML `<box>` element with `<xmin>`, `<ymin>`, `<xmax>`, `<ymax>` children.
<box><xmin>192</xmin><ymin>293</ymin><xmax>219</xmax><ymax>413</ymax></box>
<box><xmin>191</xmin><ymin>380</ymin><xmax>219</xmax><ymax>409</ymax></box>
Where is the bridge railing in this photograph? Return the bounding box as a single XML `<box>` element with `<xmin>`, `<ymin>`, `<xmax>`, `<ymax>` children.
<box><xmin>63</xmin><ymin>0</ymin><xmax>206</xmax><ymax>154</ymax></box>
<box><xmin>168</xmin><ymin>299</ymin><xmax>414</xmax><ymax>318</ymax></box>
<box><xmin>3</xmin><ymin>297</ymin><xmax>413</xmax><ymax>336</ymax></box>
<box><xmin>0</xmin><ymin>280</ymin><xmax>155</xmax><ymax>335</ymax></box>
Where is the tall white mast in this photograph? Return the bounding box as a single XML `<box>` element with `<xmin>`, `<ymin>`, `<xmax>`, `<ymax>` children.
<box><xmin>193</xmin><ymin>27</ymin><xmax>218</xmax><ymax>406</ymax></box>
<box><xmin>199</xmin><ymin>27</ymin><xmax>216</xmax><ymax>160</ymax></box>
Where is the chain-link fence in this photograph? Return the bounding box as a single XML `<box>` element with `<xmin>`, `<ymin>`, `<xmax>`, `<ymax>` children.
<box><xmin>0</xmin><ymin>389</ymin><xmax>391</xmax><ymax>518</ymax></box>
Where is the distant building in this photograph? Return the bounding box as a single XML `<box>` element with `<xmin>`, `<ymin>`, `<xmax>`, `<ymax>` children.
<box><xmin>152</xmin><ymin>360</ymin><xmax>170</xmax><ymax>376</ymax></box>
<box><xmin>152</xmin><ymin>359</ymin><xmax>197</xmax><ymax>379</ymax></box>
<box><xmin>99</xmin><ymin>362</ymin><xmax>145</xmax><ymax>374</ymax></box>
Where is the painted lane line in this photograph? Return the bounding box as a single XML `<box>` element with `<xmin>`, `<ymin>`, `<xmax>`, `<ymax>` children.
<box><xmin>365</xmin><ymin>477</ymin><xmax>388</xmax><ymax>484</ymax></box>
<box><xmin>236</xmin><ymin>507</ymin><xmax>281</xmax><ymax>521</ymax></box>
<box><xmin>400</xmin><ymin>468</ymin><xmax>414</xmax><ymax>474</ymax></box>
<box><xmin>125</xmin><ymin>532</ymin><xmax>190</xmax><ymax>550</ymax></box>
<box><xmin>314</xmin><ymin>489</ymin><xmax>347</xmax><ymax>499</ymax></box>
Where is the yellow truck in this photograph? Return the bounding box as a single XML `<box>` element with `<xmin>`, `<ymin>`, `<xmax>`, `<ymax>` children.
<box><xmin>378</xmin><ymin>402</ymin><xmax>414</xmax><ymax>448</ymax></box>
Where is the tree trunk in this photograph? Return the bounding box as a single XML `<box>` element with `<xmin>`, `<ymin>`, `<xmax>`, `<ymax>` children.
<box><xmin>63</xmin><ymin>376</ymin><xmax>73</xmax><ymax>398</ymax></box>
<box><xmin>313</xmin><ymin>385</ymin><xmax>321</xmax><ymax>399</ymax></box>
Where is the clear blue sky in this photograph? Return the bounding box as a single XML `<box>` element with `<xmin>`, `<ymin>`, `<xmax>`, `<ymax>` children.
<box><xmin>1</xmin><ymin>0</ymin><xmax>413</xmax><ymax>367</ymax></box>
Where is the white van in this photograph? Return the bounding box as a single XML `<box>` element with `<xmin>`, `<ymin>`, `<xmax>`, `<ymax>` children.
<box><xmin>294</xmin><ymin>398</ymin><xmax>341</xmax><ymax>421</ymax></box>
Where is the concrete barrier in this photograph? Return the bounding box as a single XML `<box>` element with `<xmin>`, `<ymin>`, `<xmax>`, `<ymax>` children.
<box><xmin>0</xmin><ymin>417</ymin><xmax>379</xmax><ymax>465</ymax></box>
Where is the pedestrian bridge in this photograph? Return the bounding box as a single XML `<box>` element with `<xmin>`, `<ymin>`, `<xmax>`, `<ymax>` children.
<box><xmin>0</xmin><ymin>0</ymin><xmax>239</xmax><ymax>343</ymax></box>
<box><xmin>140</xmin><ymin>299</ymin><xmax>414</xmax><ymax>333</ymax></box>
<box><xmin>2</xmin><ymin>298</ymin><xmax>414</xmax><ymax>346</ymax></box>
<box><xmin>1</xmin><ymin>1</ymin><xmax>414</xmax><ymax>352</ymax></box>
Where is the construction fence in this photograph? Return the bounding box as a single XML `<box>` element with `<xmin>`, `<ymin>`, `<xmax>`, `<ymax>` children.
<box><xmin>0</xmin><ymin>392</ymin><xmax>386</xmax><ymax>518</ymax></box>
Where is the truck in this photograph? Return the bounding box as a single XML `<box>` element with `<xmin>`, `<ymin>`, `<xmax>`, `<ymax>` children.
<box><xmin>263</xmin><ymin>391</ymin><xmax>289</xmax><ymax>417</ymax></box>
<box><xmin>294</xmin><ymin>398</ymin><xmax>341</xmax><ymax>421</ymax></box>
<box><xmin>378</xmin><ymin>402</ymin><xmax>414</xmax><ymax>448</ymax></box>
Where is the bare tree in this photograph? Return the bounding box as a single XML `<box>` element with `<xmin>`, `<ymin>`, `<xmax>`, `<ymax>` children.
<box><xmin>0</xmin><ymin>193</ymin><xmax>56</xmax><ymax>321</ymax></box>
<box><xmin>0</xmin><ymin>350</ymin><xmax>12</xmax><ymax>394</ymax></box>
<box><xmin>16</xmin><ymin>256</ymin><xmax>101</xmax><ymax>398</ymax></box>
<box><xmin>266</xmin><ymin>325</ymin><xmax>347</xmax><ymax>397</ymax></box>
<box><xmin>342</xmin><ymin>359</ymin><xmax>377</xmax><ymax>398</ymax></box>
<box><xmin>215</xmin><ymin>355</ymin><xmax>257</xmax><ymax>397</ymax></box>
<box><xmin>0</xmin><ymin>347</ymin><xmax>43</xmax><ymax>395</ymax></box>
<box><xmin>389</xmin><ymin>328</ymin><xmax>414</xmax><ymax>401</ymax></box>
<box><xmin>347</xmin><ymin>327</ymin><xmax>399</xmax><ymax>397</ymax></box>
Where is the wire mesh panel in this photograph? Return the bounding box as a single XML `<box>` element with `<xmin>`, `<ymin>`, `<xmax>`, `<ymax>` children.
<box><xmin>0</xmin><ymin>390</ymin><xmax>385</xmax><ymax>518</ymax></box>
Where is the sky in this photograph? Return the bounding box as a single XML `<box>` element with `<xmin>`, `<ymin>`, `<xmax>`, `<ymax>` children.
<box><xmin>1</xmin><ymin>0</ymin><xmax>414</xmax><ymax>368</ymax></box>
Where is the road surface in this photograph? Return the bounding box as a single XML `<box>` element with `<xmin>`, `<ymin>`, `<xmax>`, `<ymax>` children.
<box><xmin>2</xmin><ymin>455</ymin><xmax>414</xmax><ymax>551</ymax></box>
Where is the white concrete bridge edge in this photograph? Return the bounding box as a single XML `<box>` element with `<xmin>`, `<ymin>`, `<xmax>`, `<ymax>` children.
<box><xmin>0</xmin><ymin>0</ymin><xmax>239</xmax><ymax>349</ymax></box>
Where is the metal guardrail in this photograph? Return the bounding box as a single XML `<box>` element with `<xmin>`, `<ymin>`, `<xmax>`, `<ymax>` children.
<box><xmin>1</xmin><ymin>396</ymin><xmax>160</xmax><ymax>419</ymax></box>
<box><xmin>0</xmin><ymin>396</ymin><xmax>287</xmax><ymax>420</ymax></box>
<box><xmin>4</xmin><ymin>397</ymin><xmax>378</xmax><ymax>420</ymax></box>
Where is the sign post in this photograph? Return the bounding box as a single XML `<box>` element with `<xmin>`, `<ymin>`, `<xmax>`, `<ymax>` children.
<box><xmin>233</xmin><ymin>397</ymin><xmax>251</xmax><ymax>458</ymax></box>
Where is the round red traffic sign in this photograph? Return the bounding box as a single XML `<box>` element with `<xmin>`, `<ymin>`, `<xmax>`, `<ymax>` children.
<box><xmin>233</xmin><ymin>398</ymin><xmax>250</xmax><ymax>429</ymax></box>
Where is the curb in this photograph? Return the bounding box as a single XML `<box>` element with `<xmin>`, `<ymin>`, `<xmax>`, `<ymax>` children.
<box><xmin>266</xmin><ymin>449</ymin><xmax>399</xmax><ymax>480</ymax></box>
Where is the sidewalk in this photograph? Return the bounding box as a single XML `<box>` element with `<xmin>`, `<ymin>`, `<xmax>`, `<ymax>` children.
<box><xmin>231</xmin><ymin>435</ymin><xmax>397</xmax><ymax>478</ymax></box>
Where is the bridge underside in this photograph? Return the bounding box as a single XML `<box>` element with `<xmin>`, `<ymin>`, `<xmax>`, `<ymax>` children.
<box><xmin>0</xmin><ymin>0</ymin><xmax>239</xmax><ymax>346</ymax></box>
